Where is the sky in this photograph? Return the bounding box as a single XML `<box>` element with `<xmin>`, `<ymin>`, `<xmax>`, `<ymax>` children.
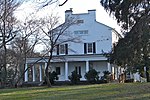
<box><xmin>58</xmin><ymin>0</ymin><xmax>120</xmax><ymax>31</ymax></box>
<box><xmin>15</xmin><ymin>0</ymin><xmax>121</xmax><ymax>32</ymax></box>
<box><xmin>15</xmin><ymin>0</ymin><xmax>121</xmax><ymax>52</ymax></box>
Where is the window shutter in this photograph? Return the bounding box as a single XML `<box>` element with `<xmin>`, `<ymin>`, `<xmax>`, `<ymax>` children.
<box><xmin>93</xmin><ymin>42</ymin><xmax>96</xmax><ymax>53</ymax></box>
<box><xmin>57</xmin><ymin>44</ymin><xmax>59</xmax><ymax>55</ymax></box>
<box><xmin>84</xmin><ymin>43</ymin><xmax>87</xmax><ymax>54</ymax></box>
<box><xmin>65</xmin><ymin>44</ymin><xmax>68</xmax><ymax>55</ymax></box>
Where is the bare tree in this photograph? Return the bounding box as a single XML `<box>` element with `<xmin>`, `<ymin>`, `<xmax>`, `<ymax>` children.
<box><xmin>39</xmin><ymin>14</ymin><xmax>79</xmax><ymax>87</ymax></box>
<box><xmin>34</xmin><ymin>0</ymin><xmax>68</xmax><ymax>8</ymax></box>
<box><xmin>0</xmin><ymin>0</ymin><xmax>22</xmax><ymax>87</ymax></box>
<box><xmin>0</xmin><ymin>0</ymin><xmax>71</xmax><ymax>88</ymax></box>
<box><xmin>59</xmin><ymin>0</ymin><xmax>68</xmax><ymax>6</ymax></box>
<box><xmin>9</xmin><ymin>18</ymin><xmax>41</xmax><ymax>86</ymax></box>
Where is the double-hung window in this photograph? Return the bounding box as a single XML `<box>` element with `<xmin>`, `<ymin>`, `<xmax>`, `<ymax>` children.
<box><xmin>56</xmin><ymin>44</ymin><xmax>68</xmax><ymax>55</ymax></box>
<box><xmin>84</xmin><ymin>42</ymin><xmax>96</xmax><ymax>54</ymax></box>
<box><xmin>60</xmin><ymin>45</ymin><xmax>65</xmax><ymax>54</ymax></box>
<box><xmin>87</xmin><ymin>43</ymin><xmax>93</xmax><ymax>53</ymax></box>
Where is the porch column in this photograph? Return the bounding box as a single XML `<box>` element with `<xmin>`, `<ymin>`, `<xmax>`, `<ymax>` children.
<box><xmin>65</xmin><ymin>62</ymin><xmax>68</xmax><ymax>81</ymax></box>
<box><xmin>24</xmin><ymin>63</ymin><xmax>28</xmax><ymax>82</ymax></box>
<box><xmin>39</xmin><ymin>64</ymin><xmax>43</xmax><ymax>82</ymax></box>
<box><xmin>112</xmin><ymin>66</ymin><xmax>115</xmax><ymax>80</ymax></box>
<box><xmin>144</xmin><ymin>66</ymin><xmax>147</xmax><ymax>78</ymax></box>
<box><xmin>32</xmin><ymin>65</ymin><xmax>35</xmax><ymax>82</ymax></box>
<box><xmin>107</xmin><ymin>62</ymin><xmax>111</xmax><ymax>72</ymax></box>
<box><xmin>45</xmin><ymin>62</ymin><xmax>47</xmax><ymax>69</ymax></box>
<box><xmin>86</xmin><ymin>60</ymin><xmax>89</xmax><ymax>72</ymax></box>
<box><xmin>115</xmin><ymin>67</ymin><xmax>118</xmax><ymax>79</ymax></box>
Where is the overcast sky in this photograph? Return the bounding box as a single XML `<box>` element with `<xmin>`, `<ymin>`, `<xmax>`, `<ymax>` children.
<box><xmin>15</xmin><ymin>0</ymin><xmax>121</xmax><ymax>52</ymax></box>
<box><xmin>15</xmin><ymin>0</ymin><xmax>121</xmax><ymax>32</ymax></box>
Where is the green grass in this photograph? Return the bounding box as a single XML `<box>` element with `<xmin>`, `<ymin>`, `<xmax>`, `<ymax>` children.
<box><xmin>0</xmin><ymin>83</ymin><xmax>150</xmax><ymax>100</ymax></box>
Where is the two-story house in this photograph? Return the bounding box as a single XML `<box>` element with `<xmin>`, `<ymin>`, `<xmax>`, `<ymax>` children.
<box><xmin>24</xmin><ymin>9</ymin><xmax>120</xmax><ymax>82</ymax></box>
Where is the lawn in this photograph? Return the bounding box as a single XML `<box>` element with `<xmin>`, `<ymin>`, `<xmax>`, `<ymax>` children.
<box><xmin>0</xmin><ymin>83</ymin><xmax>150</xmax><ymax>100</ymax></box>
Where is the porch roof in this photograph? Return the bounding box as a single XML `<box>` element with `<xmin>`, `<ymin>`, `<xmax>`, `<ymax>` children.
<box><xmin>26</xmin><ymin>54</ymin><xmax>108</xmax><ymax>64</ymax></box>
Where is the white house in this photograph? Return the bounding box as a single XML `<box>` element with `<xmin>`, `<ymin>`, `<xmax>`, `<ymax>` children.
<box><xmin>24</xmin><ymin>9</ymin><xmax>120</xmax><ymax>82</ymax></box>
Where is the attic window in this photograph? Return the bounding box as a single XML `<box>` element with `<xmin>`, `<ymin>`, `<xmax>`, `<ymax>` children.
<box><xmin>77</xmin><ymin>20</ymin><xmax>84</xmax><ymax>23</ymax></box>
<box><xmin>74</xmin><ymin>30</ymin><xmax>88</xmax><ymax>35</ymax></box>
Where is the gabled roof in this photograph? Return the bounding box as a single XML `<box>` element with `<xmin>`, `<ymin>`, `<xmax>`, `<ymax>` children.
<box><xmin>95</xmin><ymin>20</ymin><xmax>122</xmax><ymax>39</ymax></box>
<box><xmin>95</xmin><ymin>20</ymin><xmax>112</xmax><ymax>29</ymax></box>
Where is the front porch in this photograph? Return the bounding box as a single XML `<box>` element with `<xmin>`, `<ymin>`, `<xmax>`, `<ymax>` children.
<box><xmin>24</xmin><ymin>54</ymin><xmax>111</xmax><ymax>82</ymax></box>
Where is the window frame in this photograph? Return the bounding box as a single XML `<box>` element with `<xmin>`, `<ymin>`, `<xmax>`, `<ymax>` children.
<box><xmin>57</xmin><ymin>44</ymin><xmax>68</xmax><ymax>55</ymax></box>
<box><xmin>87</xmin><ymin>43</ymin><xmax>93</xmax><ymax>53</ymax></box>
<box><xmin>59</xmin><ymin>44</ymin><xmax>65</xmax><ymax>54</ymax></box>
<box><xmin>84</xmin><ymin>42</ymin><xmax>96</xmax><ymax>54</ymax></box>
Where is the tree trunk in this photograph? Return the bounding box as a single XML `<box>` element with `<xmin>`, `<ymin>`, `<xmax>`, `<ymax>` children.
<box><xmin>2</xmin><ymin>45</ymin><xmax>7</xmax><ymax>88</ymax></box>
<box><xmin>45</xmin><ymin>66</ymin><xmax>51</xmax><ymax>87</ymax></box>
<box><xmin>44</xmin><ymin>49</ymin><xmax>53</xmax><ymax>87</ymax></box>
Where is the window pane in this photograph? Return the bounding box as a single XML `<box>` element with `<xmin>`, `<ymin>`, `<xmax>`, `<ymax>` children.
<box><xmin>60</xmin><ymin>45</ymin><xmax>65</xmax><ymax>54</ymax></box>
<box><xmin>88</xmin><ymin>43</ymin><xmax>93</xmax><ymax>53</ymax></box>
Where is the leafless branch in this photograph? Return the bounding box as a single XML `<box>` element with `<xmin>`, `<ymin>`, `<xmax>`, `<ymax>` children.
<box><xmin>59</xmin><ymin>0</ymin><xmax>68</xmax><ymax>6</ymax></box>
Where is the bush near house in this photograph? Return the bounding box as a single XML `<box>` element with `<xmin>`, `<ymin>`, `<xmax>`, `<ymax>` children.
<box><xmin>101</xmin><ymin>71</ymin><xmax>111</xmax><ymax>83</ymax></box>
<box><xmin>44</xmin><ymin>71</ymin><xmax>58</xmax><ymax>85</ymax></box>
<box><xmin>49</xmin><ymin>71</ymin><xmax>59</xmax><ymax>84</ymax></box>
<box><xmin>85</xmin><ymin>69</ymin><xmax>99</xmax><ymax>83</ymax></box>
<box><xmin>68</xmin><ymin>70</ymin><xmax>82</xmax><ymax>84</ymax></box>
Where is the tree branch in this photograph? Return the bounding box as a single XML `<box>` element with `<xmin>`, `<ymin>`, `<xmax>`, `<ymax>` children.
<box><xmin>59</xmin><ymin>0</ymin><xmax>68</xmax><ymax>6</ymax></box>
